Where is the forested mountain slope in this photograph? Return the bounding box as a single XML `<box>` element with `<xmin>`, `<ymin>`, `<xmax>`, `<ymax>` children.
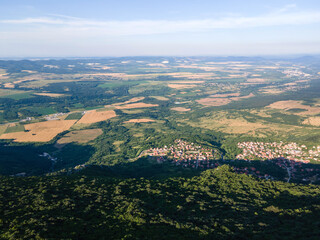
<box><xmin>1</xmin><ymin>165</ymin><xmax>319</xmax><ymax>239</ymax></box>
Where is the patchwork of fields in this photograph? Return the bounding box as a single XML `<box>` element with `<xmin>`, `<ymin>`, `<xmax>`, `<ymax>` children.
<box><xmin>1</xmin><ymin>57</ymin><xmax>320</xmax><ymax>175</ymax></box>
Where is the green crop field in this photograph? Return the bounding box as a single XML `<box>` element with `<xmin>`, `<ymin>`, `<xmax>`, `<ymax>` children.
<box><xmin>4</xmin><ymin>124</ymin><xmax>25</xmax><ymax>133</ymax></box>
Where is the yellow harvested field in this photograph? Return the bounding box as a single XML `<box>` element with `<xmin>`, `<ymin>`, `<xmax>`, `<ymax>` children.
<box><xmin>283</xmin><ymin>82</ymin><xmax>297</xmax><ymax>86</ymax></box>
<box><xmin>196</xmin><ymin>98</ymin><xmax>231</xmax><ymax>106</ymax></box>
<box><xmin>124</xmin><ymin>119</ymin><xmax>155</xmax><ymax>123</ymax></box>
<box><xmin>211</xmin><ymin>93</ymin><xmax>240</xmax><ymax>98</ymax></box>
<box><xmin>77</xmin><ymin>110</ymin><xmax>116</xmax><ymax>124</ymax></box>
<box><xmin>115</xmin><ymin>103</ymin><xmax>158</xmax><ymax>109</ymax></box>
<box><xmin>151</xmin><ymin>96</ymin><xmax>169</xmax><ymax>101</ymax></box>
<box><xmin>230</xmin><ymin>93</ymin><xmax>254</xmax><ymax>101</ymax></box>
<box><xmin>171</xmin><ymin>107</ymin><xmax>191</xmax><ymax>112</ymax></box>
<box><xmin>302</xmin><ymin>117</ymin><xmax>320</xmax><ymax>126</ymax></box>
<box><xmin>168</xmin><ymin>84</ymin><xmax>197</xmax><ymax>89</ymax></box>
<box><xmin>111</xmin><ymin>97</ymin><xmax>145</xmax><ymax>106</ymax></box>
<box><xmin>0</xmin><ymin>120</ymin><xmax>76</xmax><ymax>142</ymax></box>
<box><xmin>0</xmin><ymin>75</ymin><xmax>9</xmax><ymax>80</ymax></box>
<box><xmin>34</xmin><ymin>93</ymin><xmax>65</xmax><ymax>97</ymax></box>
<box><xmin>21</xmin><ymin>70</ymin><xmax>37</xmax><ymax>73</ymax></box>
<box><xmin>267</xmin><ymin>100</ymin><xmax>320</xmax><ymax>115</ymax></box>
<box><xmin>169</xmin><ymin>80</ymin><xmax>205</xmax><ymax>84</ymax></box>
<box><xmin>228</xmin><ymin>74</ymin><xmax>244</xmax><ymax>78</ymax></box>
<box><xmin>4</xmin><ymin>83</ymin><xmax>15</xmax><ymax>88</ymax></box>
<box><xmin>57</xmin><ymin>129</ymin><xmax>103</xmax><ymax>144</ymax></box>
<box><xmin>260</xmin><ymin>88</ymin><xmax>284</xmax><ymax>94</ymax></box>
<box><xmin>124</xmin><ymin>97</ymin><xmax>145</xmax><ymax>104</ymax></box>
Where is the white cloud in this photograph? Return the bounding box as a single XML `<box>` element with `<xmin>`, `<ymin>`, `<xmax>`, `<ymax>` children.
<box><xmin>0</xmin><ymin>5</ymin><xmax>320</xmax><ymax>57</ymax></box>
<box><xmin>1</xmin><ymin>7</ymin><xmax>320</xmax><ymax>36</ymax></box>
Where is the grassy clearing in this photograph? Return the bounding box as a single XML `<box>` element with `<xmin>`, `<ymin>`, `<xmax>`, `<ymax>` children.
<box><xmin>98</xmin><ymin>80</ymin><xmax>147</xmax><ymax>88</ymax></box>
<box><xmin>26</xmin><ymin>107</ymin><xmax>56</xmax><ymax>115</ymax></box>
<box><xmin>0</xmin><ymin>125</ymin><xmax>7</xmax><ymax>135</ymax></box>
<box><xmin>57</xmin><ymin>129</ymin><xmax>103</xmax><ymax>144</ymax></box>
<box><xmin>0</xmin><ymin>89</ymin><xmax>34</xmax><ymax>100</ymax></box>
<box><xmin>4</xmin><ymin>125</ymin><xmax>25</xmax><ymax>133</ymax></box>
<box><xmin>113</xmin><ymin>140</ymin><xmax>124</xmax><ymax>152</ymax></box>
<box><xmin>121</xmin><ymin>109</ymin><xmax>145</xmax><ymax>114</ymax></box>
<box><xmin>65</xmin><ymin>112</ymin><xmax>83</xmax><ymax>120</ymax></box>
<box><xmin>267</xmin><ymin>100</ymin><xmax>320</xmax><ymax>115</ymax></box>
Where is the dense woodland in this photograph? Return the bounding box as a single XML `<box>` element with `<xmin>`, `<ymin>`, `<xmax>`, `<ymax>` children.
<box><xmin>0</xmin><ymin>165</ymin><xmax>319</xmax><ymax>239</ymax></box>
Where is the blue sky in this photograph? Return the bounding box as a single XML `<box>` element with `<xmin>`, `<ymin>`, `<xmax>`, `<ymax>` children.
<box><xmin>0</xmin><ymin>0</ymin><xmax>320</xmax><ymax>57</ymax></box>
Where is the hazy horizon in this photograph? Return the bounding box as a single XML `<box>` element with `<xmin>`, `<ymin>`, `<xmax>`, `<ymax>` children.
<box><xmin>1</xmin><ymin>0</ymin><xmax>320</xmax><ymax>57</ymax></box>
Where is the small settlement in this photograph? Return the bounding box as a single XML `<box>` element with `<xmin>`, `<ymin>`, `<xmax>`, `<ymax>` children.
<box><xmin>236</xmin><ymin>142</ymin><xmax>320</xmax><ymax>163</ymax></box>
<box><xmin>236</xmin><ymin>142</ymin><xmax>320</xmax><ymax>183</ymax></box>
<box><xmin>143</xmin><ymin>139</ymin><xmax>220</xmax><ymax>168</ymax></box>
<box><xmin>142</xmin><ymin>139</ymin><xmax>320</xmax><ymax>184</ymax></box>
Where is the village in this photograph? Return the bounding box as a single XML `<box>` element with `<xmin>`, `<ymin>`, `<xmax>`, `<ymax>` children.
<box><xmin>142</xmin><ymin>139</ymin><xmax>320</xmax><ymax>184</ymax></box>
<box><xmin>236</xmin><ymin>141</ymin><xmax>320</xmax><ymax>163</ymax></box>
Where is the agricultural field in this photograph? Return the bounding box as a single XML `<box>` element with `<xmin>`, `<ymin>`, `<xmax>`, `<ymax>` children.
<box><xmin>56</xmin><ymin>128</ymin><xmax>103</xmax><ymax>145</ymax></box>
<box><xmin>77</xmin><ymin>110</ymin><xmax>116</xmax><ymax>124</ymax></box>
<box><xmin>1</xmin><ymin>56</ymin><xmax>320</xmax><ymax>176</ymax></box>
<box><xmin>0</xmin><ymin>120</ymin><xmax>76</xmax><ymax>142</ymax></box>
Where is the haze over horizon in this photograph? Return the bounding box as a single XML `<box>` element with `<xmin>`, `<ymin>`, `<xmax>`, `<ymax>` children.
<box><xmin>1</xmin><ymin>0</ymin><xmax>320</xmax><ymax>57</ymax></box>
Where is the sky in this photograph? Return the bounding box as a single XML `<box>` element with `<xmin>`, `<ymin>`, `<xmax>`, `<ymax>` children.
<box><xmin>0</xmin><ymin>0</ymin><xmax>320</xmax><ymax>57</ymax></box>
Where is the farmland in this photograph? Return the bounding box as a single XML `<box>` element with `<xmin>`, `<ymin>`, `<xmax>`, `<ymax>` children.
<box><xmin>56</xmin><ymin>128</ymin><xmax>103</xmax><ymax>144</ymax></box>
<box><xmin>77</xmin><ymin>110</ymin><xmax>116</xmax><ymax>124</ymax></box>
<box><xmin>0</xmin><ymin>56</ymin><xmax>320</xmax><ymax>176</ymax></box>
<box><xmin>1</xmin><ymin>56</ymin><xmax>320</xmax><ymax>240</ymax></box>
<box><xmin>0</xmin><ymin>120</ymin><xmax>76</xmax><ymax>142</ymax></box>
